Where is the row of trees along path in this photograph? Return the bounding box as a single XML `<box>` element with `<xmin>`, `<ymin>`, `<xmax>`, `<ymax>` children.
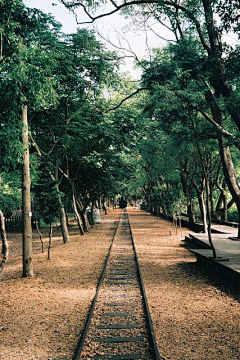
<box><xmin>1</xmin><ymin>0</ymin><xmax>240</xmax><ymax>279</ymax></box>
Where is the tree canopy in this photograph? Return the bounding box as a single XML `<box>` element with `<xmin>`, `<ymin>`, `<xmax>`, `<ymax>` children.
<box><xmin>0</xmin><ymin>0</ymin><xmax>240</xmax><ymax>278</ymax></box>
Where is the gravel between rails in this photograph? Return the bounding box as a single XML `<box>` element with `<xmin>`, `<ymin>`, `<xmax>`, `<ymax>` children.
<box><xmin>79</xmin><ymin>211</ymin><xmax>156</xmax><ymax>360</ymax></box>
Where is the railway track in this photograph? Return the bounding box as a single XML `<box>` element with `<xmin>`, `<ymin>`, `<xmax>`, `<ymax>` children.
<box><xmin>74</xmin><ymin>209</ymin><xmax>161</xmax><ymax>360</ymax></box>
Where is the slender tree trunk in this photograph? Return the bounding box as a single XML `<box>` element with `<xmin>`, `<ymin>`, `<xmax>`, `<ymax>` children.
<box><xmin>0</xmin><ymin>209</ymin><xmax>9</xmax><ymax>281</ymax></box>
<box><xmin>75</xmin><ymin>198</ymin><xmax>90</xmax><ymax>232</ymax></box>
<box><xmin>205</xmin><ymin>179</ymin><xmax>216</xmax><ymax>257</ymax></box>
<box><xmin>209</xmin><ymin>182</ymin><xmax>216</xmax><ymax>219</ymax></box>
<box><xmin>65</xmin><ymin>210</ymin><xmax>69</xmax><ymax>227</ymax></box>
<box><xmin>200</xmin><ymin>191</ymin><xmax>207</xmax><ymax>232</ymax></box>
<box><xmin>215</xmin><ymin>193</ymin><xmax>224</xmax><ymax>220</ymax></box>
<box><xmin>80</xmin><ymin>211</ymin><xmax>89</xmax><ymax>233</ymax></box>
<box><xmin>35</xmin><ymin>215</ymin><xmax>44</xmax><ymax>253</ymax></box>
<box><xmin>216</xmin><ymin>179</ymin><xmax>228</xmax><ymax>222</ymax></box>
<box><xmin>223</xmin><ymin>196</ymin><xmax>228</xmax><ymax>222</ymax></box>
<box><xmin>22</xmin><ymin>104</ymin><xmax>33</xmax><ymax>277</ymax></box>
<box><xmin>193</xmin><ymin>180</ymin><xmax>207</xmax><ymax>233</ymax></box>
<box><xmin>72</xmin><ymin>192</ymin><xmax>84</xmax><ymax>235</ymax></box>
<box><xmin>180</xmin><ymin>162</ymin><xmax>195</xmax><ymax>223</ymax></box>
<box><xmin>102</xmin><ymin>195</ymin><xmax>107</xmax><ymax>215</ymax></box>
<box><xmin>55</xmin><ymin>159</ymin><xmax>70</xmax><ymax>244</ymax></box>
<box><xmin>48</xmin><ymin>222</ymin><xmax>52</xmax><ymax>261</ymax></box>
<box><xmin>59</xmin><ymin>206</ymin><xmax>71</xmax><ymax>243</ymax></box>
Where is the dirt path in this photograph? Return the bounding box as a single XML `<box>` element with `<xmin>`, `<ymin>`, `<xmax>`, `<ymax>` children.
<box><xmin>128</xmin><ymin>209</ymin><xmax>240</xmax><ymax>360</ymax></box>
<box><xmin>1</xmin><ymin>208</ymin><xmax>240</xmax><ymax>359</ymax></box>
<box><xmin>0</xmin><ymin>209</ymin><xmax>121</xmax><ymax>360</ymax></box>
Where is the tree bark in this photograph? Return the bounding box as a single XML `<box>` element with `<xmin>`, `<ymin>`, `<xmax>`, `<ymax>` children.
<box><xmin>0</xmin><ymin>209</ymin><xmax>9</xmax><ymax>280</ymax></box>
<box><xmin>75</xmin><ymin>198</ymin><xmax>90</xmax><ymax>232</ymax></box>
<box><xmin>72</xmin><ymin>192</ymin><xmax>84</xmax><ymax>235</ymax></box>
<box><xmin>55</xmin><ymin>161</ymin><xmax>70</xmax><ymax>244</ymax></box>
<box><xmin>47</xmin><ymin>222</ymin><xmax>52</xmax><ymax>260</ymax></box>
<box><xmin>59</xmin><ymin>205</ymin><xmax>71</xmax><ymax>242</ymax></box>
<box><xmin>216</xmin><ymin>179</ymin><xmax>228</xmax><ymax>221</ymax></box>
<box><xmin>209</xmin><ymin>181</ymin><xmax>216</xmax><ymax>219</ymax></box>
<box><xmin>35</xmin><ymin>214</ymin><xmax>44</xmax><ymax>253</ymax></box>
<box><xmin>22</xmin><ymin>104</ymin><xmax>33</xmax><ymax>277</ymax></box>
<box><xmin>102</xmin><ymin>195</ymin><xmax>107</xmax><ymax>215</ymax></box>
<box><xmin>192</xmin><ymin>179</ymin><xmax>207</xmax><ymax>233</ymax></box>
<box><xmin>80</xmin><ymin>211</ymin><xmax>90</xmax><ymax>233</ymax></box>
<box><xmin>180</xmin><ymin>159</ymin><xmax>195</xmax><ymax>223</ymax></box>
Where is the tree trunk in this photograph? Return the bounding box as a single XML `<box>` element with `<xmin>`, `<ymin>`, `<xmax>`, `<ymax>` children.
<box><xmin>180</xmin><ymin>161</ymin><xmax>195</xmax><ymax>223</ymax></box>
<box><xmin>204</xmin><ymin>86</ymin><xmax>240</xmax><ymax>238</ymax></box>
<box><xmin>59</xmin><ymin>206</ymin><xmax>71</xmax><ymax>243</ymax></box>
<box><xmin>191</xmin><ymin>118</ymin><xmax>217</xmax><ymax>258</ymax></box>
<box><xmin>202</xmin><ymin>0</ymin><xmax>240</xmax><ymax>236</ymax></box>
<box><xmin>72</xmin><ymin>192</ymin><xmax>84</xmax><ymax>235</ymax></box>
<box><xmin>102</xmin><ymin>196</ymin><xmax>107</xmax><ymax>215</ymax></box>
<box><xmin>200</xmin><ymin>191</ymin><xmax>207</xmax><ymax>232</ymax></box>
<box><xmin>22</xmin><ymin>104</ymin><xmax>33</xmax><ymax>277</ymax></box>
<box><xmin>80</xmin><ymin>211</ymin><xmax>90</xmax><ymax>233</ymax></box>
<box><xmin>223</xmin><ymin>195</ymin><xmax>228</xmax><ymax>222</ymax></box>
<box><xmin>202</xmin><ymin>0</ymin><xmax>240</xmax><ymax>131</ymax></box>
<box><xmin>205</xmin><ymin>178</ymin><xmax>217</xmax><ymax>258</ymax></box>
<box><xmin>0</xmin><ymin>209</ymin><xmax>9</xmax><ymax>281</ymax></box>
<box><xmin>35</xmin><ymin>215</ymin><xmax>44</xmax><ymax>253</ymax></box>
<box><xmin>216</xmin><ymin>179</ymin><xmax>228</xmax><ymax>222</ymax></box>
<box><xmin>218</xmin><ymin>136</ymin><xmax>240</xmax><ymax>238</ymax></box>
<box><xmin>55</xmin><ymin>159</ymin><xmax>70</xmax><ymax>243</ymax></box>
<box><xmin>95</xmin><ymin>197</ymin><xmax>101</xmax><ymax>214</ymax></box>
<box><xmin>48</xmin><ymin>222</ymin><xmax>52</xmax><ymax>261</ymax></box>
<box><xmin>192</xmin><ymin>180</ymin><xmax>207</xmax><ymax>233</ymax></box>
<box><xmin>209</xmin><ymin>181</ymin><xmax>216</xmax><ymax>219</ymax></box>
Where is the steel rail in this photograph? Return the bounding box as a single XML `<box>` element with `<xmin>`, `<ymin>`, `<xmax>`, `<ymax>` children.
<box><xmin>73</xmin><ymin>212</ymin><xmax>122</xmax><ymax>360</ymax></box>
<box><xmin>127</xmin><ymin>209</ymin><xmax>161</xmax><ymax>360</ymax></box>
<box><xmin>74</xmin><ymin>208</ymin><xmax>162</xmax><ymax>360</ymax></box>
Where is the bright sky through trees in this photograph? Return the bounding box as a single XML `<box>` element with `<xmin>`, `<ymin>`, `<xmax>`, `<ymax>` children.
<box><xmin>23</xmin><ymin>0</ymin><xmax>173</xmax><ymax>78</ymax></box>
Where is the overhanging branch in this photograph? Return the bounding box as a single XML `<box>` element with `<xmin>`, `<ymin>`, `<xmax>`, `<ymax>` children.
<box><xmin>106</xmin><ymin>87</ymin><xmax>149</xmax><ymax>112</ymax></box>
<box><xmin>197</xmin><ymin>108</ymin><xmax>240</xmax><ymax>150</ymax></box>
<box><xmin>59</xmin><ymin>0</ymin><xmax>211</xmax><ymax>54</ymax></box>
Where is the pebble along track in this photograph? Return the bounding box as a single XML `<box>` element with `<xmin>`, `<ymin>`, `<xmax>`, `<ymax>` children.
<box><xmin>74</xmin><ymin>209</ymin><xmax>161</xmax><ymax>360</ymax></box>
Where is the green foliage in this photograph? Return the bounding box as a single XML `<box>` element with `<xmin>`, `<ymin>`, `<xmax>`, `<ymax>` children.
<box><xmin>33</xmin><ymin>168</ymin><xmax>61</xmax><ymax>224</ymax></box>
<box><xmin>0</xmin><ymin>172</ymin><xmax>21</xmax><ymax>215</ymax></box>
<box><xmin>228</xmin><ymin>207</ymin><xmax>239</xmax><ymax>222</ymax></box>
<box><xmin>215</xmin><ymin>0</ymin><xmax>240</xmax><ymax>33</ymax></box>
<box><xmin>1</xmin><ymin>0</ymin><xmax>239</xmax><ymax>229</ymax></box>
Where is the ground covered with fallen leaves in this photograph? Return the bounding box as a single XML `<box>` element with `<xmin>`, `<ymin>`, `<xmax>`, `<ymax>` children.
<box><xmin>0</xmin><ymin>210</ymin><xmax>120</xmax><ymax>359</ymax></box>
<box><xmin>1</xmin><ymin>208</ymin><xmax>240</xmax><ymax>359</ymax></box>
<box><xmin>128</xmin><ymin>209</ymin><xmax>240</xmax><ymax>360</ymax></box>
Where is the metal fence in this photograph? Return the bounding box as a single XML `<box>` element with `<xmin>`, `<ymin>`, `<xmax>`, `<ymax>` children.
<box><xmin>5</xmin><ymin>216</ymin><xmax>22</xmax><ymax>232</ymax></box>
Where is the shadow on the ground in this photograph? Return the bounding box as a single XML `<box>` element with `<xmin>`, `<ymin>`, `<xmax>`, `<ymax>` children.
<box><xmin>179</xmin><ymin>239</ymin><xmax>240</xmax><ymax>300</ymax></box>
<box><xmin>139</xmin><ymin>248</ymin><xmax>240</xmax><ymax>303</ymax></box>
<box><xmin>177</xmin><ymin>259</ymin><xmax>240</xmax><ymax>302</ymax></box>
